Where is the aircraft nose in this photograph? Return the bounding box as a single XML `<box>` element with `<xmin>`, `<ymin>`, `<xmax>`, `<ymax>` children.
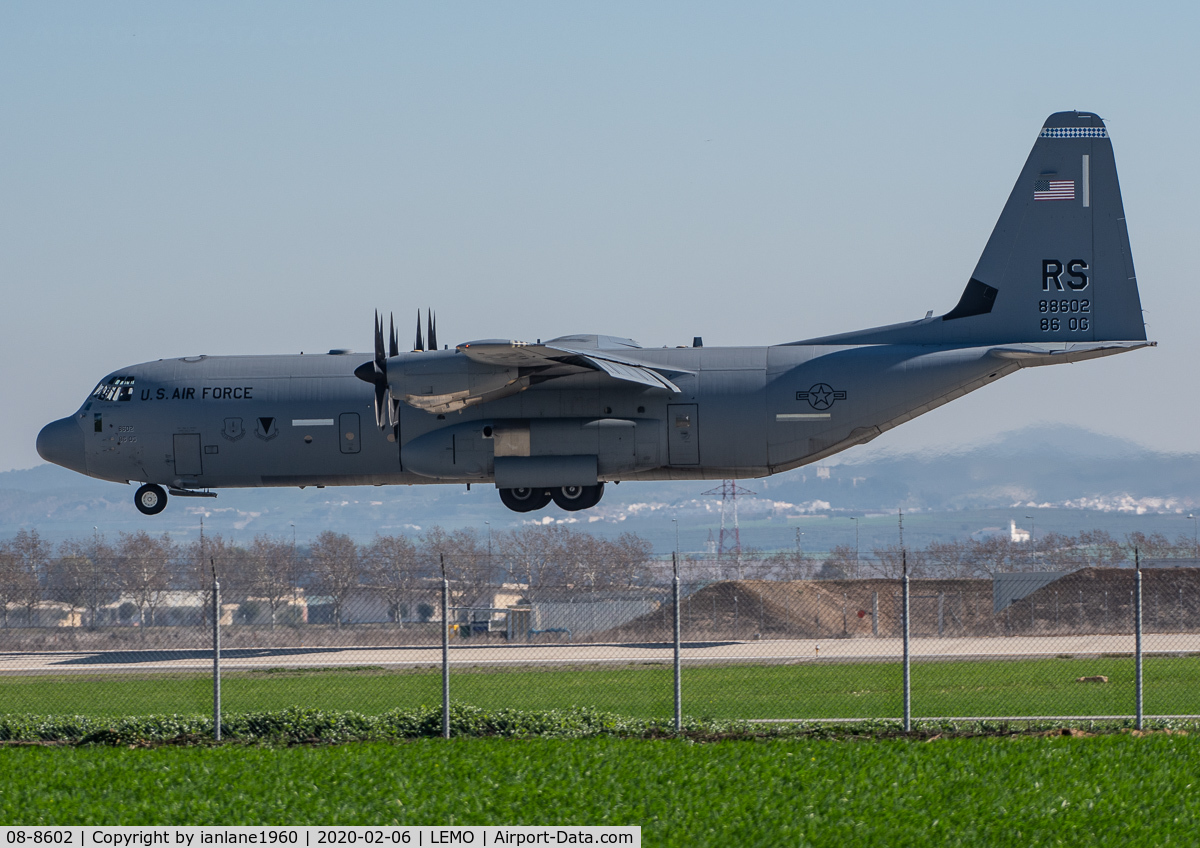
<box><xmin>37</xmin><ymin>416</ymin><xmax>87</xmax><ymax>475</ymax></box>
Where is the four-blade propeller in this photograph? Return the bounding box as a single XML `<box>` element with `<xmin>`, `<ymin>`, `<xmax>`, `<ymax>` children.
<box><xmin>354</xmin><ymin>309</ymin><xmax>438</xmax><ymax>429</ymax></box>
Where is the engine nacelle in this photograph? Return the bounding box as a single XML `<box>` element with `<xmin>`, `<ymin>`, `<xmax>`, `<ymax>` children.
<box><xmin>390</xmin><ymin>352</ymin><xmax>526</xmax><ymax>414</ymax></box>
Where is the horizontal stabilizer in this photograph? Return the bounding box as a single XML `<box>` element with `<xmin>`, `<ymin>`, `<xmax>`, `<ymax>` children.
<box><xmin>990</xmin><ymin>340</ymin><xmax>1155</xmax><ymax>367</ymax></box>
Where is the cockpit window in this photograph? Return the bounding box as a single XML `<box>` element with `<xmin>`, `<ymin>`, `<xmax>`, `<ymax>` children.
<box><xmin>91</xmin><ymin>375</ymin><xmax>135</xmax><ymax>402</ymax></box>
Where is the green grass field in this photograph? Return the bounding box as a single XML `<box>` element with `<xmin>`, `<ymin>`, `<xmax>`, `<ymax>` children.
<box><xmin>3</xmin><ymin>655</ymin><xmax>1199</xmax><ymax>719</ymax></box>
<box><xmin>2</xmin><ymin>735</ymin><xmax>1199</xmax><ymax>845</ymax></box>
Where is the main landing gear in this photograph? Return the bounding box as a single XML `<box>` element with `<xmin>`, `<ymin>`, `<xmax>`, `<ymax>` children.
<box><xmin>498</xmin><ymin>483</ymin><xmax>605</xmax><ymax>513</ymax></box>
<box><xmin>134</xmin><ymin>483</ymin><xmax>168</xmax><ymax>516</ymax></box>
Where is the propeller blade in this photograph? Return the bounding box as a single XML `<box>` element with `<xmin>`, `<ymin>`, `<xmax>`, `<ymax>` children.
<box><xmin>428</xmin><ymin>309</ymin><xmax>437</xmax><ymax>351</ymax></box>
<box><xmin>362</xmin><ymin>310</ymin><xmax>390</xmax><ymax>429</ymax></box>
<box><xmin>358</xmin><ymin>308</ymin><xmax>413</xmax><ymax>429</ymax></box>
<box><xmin>414</xmin><ymin>311</ymin><xmax>424</xmax><ymax>352</ymax></box>
<box><xmin>374</xmin><ymin>381</ymin><xmax>388</xmax><ymax>430</ymax></box>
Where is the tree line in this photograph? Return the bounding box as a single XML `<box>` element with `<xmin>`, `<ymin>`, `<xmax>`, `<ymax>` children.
<box><xmin>2</xmin><ymin>525</ymin><xmax>1196</xmax><ymax>629</ymax></box>
<box><xmin>0</xmin><ymin>526</ymin><xmax>653</xmax><ymax>629</ymax></box>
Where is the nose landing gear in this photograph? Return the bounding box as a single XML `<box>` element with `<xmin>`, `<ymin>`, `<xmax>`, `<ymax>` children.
<box><xmin>497</xmin><ymin>483</ymin><xmax>605</xmax><ymax>513</ymax></box>
<box><xmin>134</xmin><ymin>483</ymin><xmax>168</xmax><ymax>516</ymax></box>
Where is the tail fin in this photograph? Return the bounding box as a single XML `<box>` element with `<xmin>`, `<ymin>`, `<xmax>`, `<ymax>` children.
<box><xmin>795</xmin><ymin>111</ymin><xmax>1146</xmax><ymax>345</ymax></box>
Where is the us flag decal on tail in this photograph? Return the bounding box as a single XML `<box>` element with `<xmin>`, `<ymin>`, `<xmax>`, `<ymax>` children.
<box><xmin>1034</xmin><ymin>179</ymin><xmax>1075</xmax><ymax>201</ymax></box>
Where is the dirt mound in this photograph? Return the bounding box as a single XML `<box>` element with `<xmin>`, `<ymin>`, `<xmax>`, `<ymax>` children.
<box><xmin>593</xmin><ymin>578</ymin><xmax>994</xmax><ymax>641</ymax></box>
<box><xmin>591</xmin><ymin>568</ymin><xmax>1200</xmax><ymax>642</ymax></box>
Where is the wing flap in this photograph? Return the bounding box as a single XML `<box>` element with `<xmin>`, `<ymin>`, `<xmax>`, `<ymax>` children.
<box><xmin>455</xmin><ymin>340</ymin><xmax>683</xmax><ymax>393</ymax></box>
<box><xmin>581</xmin><ymin>356</ymin><xmax>681</xmax><ymax>392</ymax></box>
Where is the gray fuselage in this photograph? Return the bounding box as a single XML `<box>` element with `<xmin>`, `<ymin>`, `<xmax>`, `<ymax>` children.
<box><xmin>52</xmin><ymin>340</ymin><xmax>1022</xmax><ymax>491</ymax></box>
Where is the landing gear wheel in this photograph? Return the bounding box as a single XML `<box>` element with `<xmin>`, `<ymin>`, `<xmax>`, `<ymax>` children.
<box><xmin>499</xmin><ymin>487</ymin><xmax>552</xmax><ymax>513</ymax></box>
<box><xmin>552</xmin><ymin>482</ymin><xmax>605</xmax><ymax>512</ymax></box>
<box><xmin>134</xmin><ymin>484</ymin><xmax>168</xmax><ymax>516</ymax></box>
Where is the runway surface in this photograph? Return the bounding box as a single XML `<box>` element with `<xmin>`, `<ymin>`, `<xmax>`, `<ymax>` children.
<box><xmin>3</xmin><ymin>632</ymin><xmax>1198</xmax><ymax>675</ymax></box>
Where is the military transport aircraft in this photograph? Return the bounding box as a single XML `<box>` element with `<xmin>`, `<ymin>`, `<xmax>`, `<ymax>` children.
<box><xmin>37</xmin><ymin>111</ymin><xmax>1151</xmax><ymax>516</ymax></box>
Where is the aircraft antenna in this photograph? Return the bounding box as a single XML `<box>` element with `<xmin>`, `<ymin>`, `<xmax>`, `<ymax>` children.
<box><xmin>702</xmin><ymin>480</ymin><xmax>755</xmax><ymax>579</ymax></box>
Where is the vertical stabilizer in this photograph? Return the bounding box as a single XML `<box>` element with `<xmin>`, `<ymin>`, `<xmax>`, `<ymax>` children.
<box><xmin>964</xmin><ymin>110</ymin><xmax>1144</xmax><ymax>342</ymax></box>
<box><xmin>793</xmin><ymin>111</ymin><xmax>1146</xmax><ymax>346</ymax></box>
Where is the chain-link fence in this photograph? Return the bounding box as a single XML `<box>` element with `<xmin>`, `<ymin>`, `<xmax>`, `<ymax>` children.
<box><xmin>2</xmin><ymin>526</ymin><xmax>1199</xmax><ymax>731</ymax></box>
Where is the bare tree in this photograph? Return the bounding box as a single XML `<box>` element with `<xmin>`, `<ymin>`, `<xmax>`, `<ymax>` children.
<box><xmin>1122</xmin><ymin>531</ymin><xmax>1175</xmax><ymax>563</ymax></box>
<box><xmin>45</xmin><ymin>542</ymin><xmax>89</xmax><ymax>627</ymax></box>
<box><xmin>1162</xmin><ymin>533</ymin><xmax>1200</xmax><ymax>561</ymax></box>
<box><xmin>421</xmin><ymin>527</ymin><xmax>491</xmax><ymax>610</ymax></box>
<box><xmin>1085</xmin><ymin>530</ymin><xmax>1127</xmax><ymax>569</ymax></box>
<box><xmin>964</xmin><ymin>536</ymin><xmax>1017</xmax><ymax>578</ymax></box>
<box><xmin>309</xmin><ymin>531</ymin><xmax>360</xmax><ymax>628</ymax></box>
<box><xmin>760</xmin><ymin>543</ymin><xmax>815</xmax><ymax>582</ymax></box>
<box><xmin>10</xmin><ymin>529</ymin><xmax>51</xmax><ymax>626</ymax></box>
<box><xmin>363</xmin><ymin>533</ymin><xmax>423</xmax><ymax>625</ymax></box>
<box><xmin>561</xmin><ymin>529</ymin><xmax>604</xmax><ymax>590</ymax></box>
<box><xmin>245</xmin><ymin>535</ymin><xmax>296</xmax><ymax>628</ymax></box>
<box><xmin>593</xmin><ymin>532</ymin><xmax>653</xmax><ymax>590</ymax></box>
<box><xmin>45</xmin><ymin>534</ymin><xmax>122</xmax><ymax>628</ymax></box>
<box><xmin>181</xmin><ymin>533</ymin><xmax>244</xmax><ymax>627</ymax></box>
<box><xmin>0</xmin><ymin>538</ymin><xmax>38</xmax><ymax>628</ymax></box>
<box><xmin>869</xmin><ymin>543</ymin><xmax>926</xmax><ymax>579</ymax></box>
<box><xmin>117</xmin><ymin>531</ymin><xmax>174</xmax><ymax>628</ymax></box>
<box><xmin>923</xmin><ymin>539</ymin><xmax>972</xmax><ymax>579</ymax></box>
<box><xmin>79</xmin><ymin>535</ymin><xmax>119</xmax><ymax>627</ymax></box>
<box><xmin>734</xmin><ymin>546</ymin><xmax>773</xmax><ymax>580</ymax></box>
<box><xmin>817</xmin><ymin>545</ymin><xmax>857</xmax><ymax>580</ymax></box>
<box><xmin>496</xmin><ymin>525</ymin><xmax>566</xmax><ymax>602</ymax></box>
<box><xmin>1020</xmin><ymin>531</ymin><xmax>1070</xmax><ymax>570</ymax></box>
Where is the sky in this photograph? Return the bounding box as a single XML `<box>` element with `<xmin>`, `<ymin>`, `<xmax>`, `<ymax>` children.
<box><xmin>2</xmin><ymin>1</ymin><xmax>1199</xmax><ymax>474</ymax></box>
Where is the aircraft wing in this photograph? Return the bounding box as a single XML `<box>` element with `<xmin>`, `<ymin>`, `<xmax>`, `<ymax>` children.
<box><xmin>456</xmin><ymin>340</ymin><xmax>683</xmax><ymax>393</ymax></box>
<box><xmin>453</xmin><ymin>340</ymin><xmax>559</xmax><ymax>368</ymax></box>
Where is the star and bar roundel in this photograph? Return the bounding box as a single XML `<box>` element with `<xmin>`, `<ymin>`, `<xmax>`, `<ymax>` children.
<box><xmin>796</xmin><ymin>383</ymin><xmax>847</xmax><ymax>410</ymax></box>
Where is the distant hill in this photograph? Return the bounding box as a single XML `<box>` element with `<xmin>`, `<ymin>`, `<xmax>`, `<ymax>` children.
<box><xmin>752</xmin><ymin>426</ymin><xmax>1200</xmax><ymax>514</ymax></box>
<box><xmin>3</xmin><ymin>426</ymin><xmax>1197</xmax><ymax>548</ymax></box>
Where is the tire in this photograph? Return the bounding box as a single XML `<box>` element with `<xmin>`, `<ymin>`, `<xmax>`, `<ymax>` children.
<box><xmin>498</xmin><ymin>487</ymin><xmax>552</xmax><ymax>513</ymax></box>
<box><xmin>552</xmin><ymin>482</ymin><xmax>605</xmax><ymax>512</ymax></box>
<box><xmin>134</xmin><ymin>483</ymin><xmax>168</xmax><ymax>516</ymax></box>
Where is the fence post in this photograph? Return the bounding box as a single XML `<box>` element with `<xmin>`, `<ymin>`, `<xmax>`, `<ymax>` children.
<box><xmin>872</xmin><ymin>591</ymin><xmax>878</xmax><ymax>637</ymax></box>
<box><xmin>1135</xmin><ymin>549</ymin><xmax>1143</xmax><ymax>731</ymax></box>
<box><xmin>211</xmin><ymin>557</ymin><xmax>221</xmax><ymax>743</ymax></box>
<box><xmin>673</xmin><ymin>552</ymin><xmax>681</xmax><ymax>734</ymax></box>
<box><xmin>441</xmin><ymin>554</ymin><xmax>450</xmax><ymax>740</ymax></box>
<box><xmin>902</xmin><ymin>552</ymin><xmax>911</xmax><ymax>733</ymax></box>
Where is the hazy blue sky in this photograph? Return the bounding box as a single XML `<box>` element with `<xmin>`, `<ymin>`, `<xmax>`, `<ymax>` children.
<box><xmin>3</xmin><ymin>1</ymin><xmax>1198</xmax><ymax>473</ymax></box>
